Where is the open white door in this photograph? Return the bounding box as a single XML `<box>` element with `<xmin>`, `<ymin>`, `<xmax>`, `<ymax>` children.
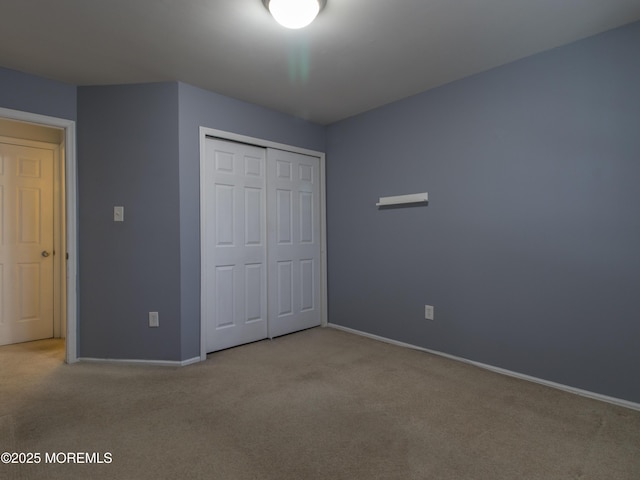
<box><xmin>0</xmin><ymin>140</ymin><xmax>54</xmax><ymax>345</ymax></box>
<box><xmin>267</xmin><ymin>148</ymin><xmax>321</xmax><ymax>338</ymax></box>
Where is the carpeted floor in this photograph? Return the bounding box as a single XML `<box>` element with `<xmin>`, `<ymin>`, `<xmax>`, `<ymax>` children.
<box><xmin>1</xmin><ymin>327</ymin><xmax>639</xmax><ymax>479</ymax></box>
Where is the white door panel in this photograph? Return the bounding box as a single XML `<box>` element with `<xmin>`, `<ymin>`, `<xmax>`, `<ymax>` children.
<box><xmin>267</xmin><ymin>148</ymin><xmax>321</xmax><ymax>338</ymax></box>
<box><xmin>203</xmin><ymin>139</ymin><xmax>267</xmax><ymax>352</ymax></box>
<box><xmin>0</xmin><ymin>141</ymin><xmax>54</xmax><ymax>345</ymax></box>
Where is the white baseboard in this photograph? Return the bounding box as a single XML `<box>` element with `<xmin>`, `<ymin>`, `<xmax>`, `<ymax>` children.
<box><xmin>327</xmin><ymin>323</ymin><xmax>640</xmax><ymax>412</ymax></box>
<box><xmin>77</xmin><ymin>356</ymin><xmax>201</xmax><ymax>367</ymax></box>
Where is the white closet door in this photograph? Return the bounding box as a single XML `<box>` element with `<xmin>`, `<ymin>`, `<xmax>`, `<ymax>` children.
<box><xmin>267</xmin><ymin>148</ymin><xmax>321</xmax><ymax>338</ymax></box>
<box><xmin>202</xmin><ymin>138</ymin><xmax>267</xmax><ymax>352</ymax></box>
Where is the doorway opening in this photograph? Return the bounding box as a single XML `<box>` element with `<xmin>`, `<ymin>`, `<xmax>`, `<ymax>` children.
<box><xmin>0</xmin><ymin>108</ymin><xmax>78</xmax><ymax>363</ymax></box>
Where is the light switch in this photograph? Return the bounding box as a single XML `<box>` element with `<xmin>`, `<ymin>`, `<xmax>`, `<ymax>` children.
<box><xmin>114</xmin><ymin>206</ymin><xmax>124</xmax><ymax>222</ymax></box>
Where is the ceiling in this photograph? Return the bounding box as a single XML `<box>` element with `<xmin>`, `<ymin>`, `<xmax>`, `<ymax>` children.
<box><xmin>1</xmin><ymin>0</ymin><xmax>639</xmax><ymax>125</ymax></box>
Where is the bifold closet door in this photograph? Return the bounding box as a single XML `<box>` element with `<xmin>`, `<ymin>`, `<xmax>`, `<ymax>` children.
<box><xmin>202</xmin><ymin>138</ymin><xmax>268</xmax><ymax>353</ymax></box>
<box><xmin>267</xmin><ymin>148</ymin><xmax>321</xmax><ymax>338</ymax></box>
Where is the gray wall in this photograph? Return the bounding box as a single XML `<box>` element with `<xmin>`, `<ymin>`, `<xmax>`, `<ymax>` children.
<box><xmin>177</xmin><ymin>83</ymin><xmax>325</xmax><ymax>359</ymax></box>
<box><xmin>77</xmin><ymin>82</ymin><xmax>182</xmax><ymax>360</ymax></box>
<box><xmin>0</xmin><ymin>66</ymin><xmax>76</xmax><ymax>120</ymax></box>
<box><xmin>326</xmin><ymin>22</ymin><xmax>640</xmax><ymax>403</ymax></box>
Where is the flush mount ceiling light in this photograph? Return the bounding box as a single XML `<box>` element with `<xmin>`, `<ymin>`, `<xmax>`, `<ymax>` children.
<box><xmin>262</xmin><ymin>0</ymin><xmax>327</xmax><ymax>29</ymax></box>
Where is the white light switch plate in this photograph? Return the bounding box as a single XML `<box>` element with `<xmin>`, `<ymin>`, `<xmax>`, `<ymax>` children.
<box><xmin>114</xmin><ymin>206</ymin><xmax>124</xmax><ymax>222</ymax></box>
<box><xmin>425</xmin><ymin>305</ymin><xmax>434</xmax><ymax>321</ymax></box>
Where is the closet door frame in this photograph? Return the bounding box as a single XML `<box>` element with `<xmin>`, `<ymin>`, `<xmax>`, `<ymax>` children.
<box><xmin>199</xmin><ymin>127</ymin><xmax>327</xmax><ymax>361</ymax></box>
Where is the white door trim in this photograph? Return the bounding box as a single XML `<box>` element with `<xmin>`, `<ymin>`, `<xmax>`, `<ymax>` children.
<box><xmin>199</xmin><ymin>127</ymin><xmax>327</xmax><ymax>361</ymax></box>
<box><xmin>0</xmin><ymin>107</ymin><xmax>78</xmax><ymax>363</ymax></box>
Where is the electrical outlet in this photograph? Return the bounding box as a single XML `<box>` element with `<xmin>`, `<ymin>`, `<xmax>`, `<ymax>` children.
<box><xmin>149</xmin><ymin>311</ymin><xmax>159</xmax><ymax>328</ymax></box>
<box><xmin>424</xmin><ymin>305</ymin><xmax>434</xmax><ymax>321</ymax></box>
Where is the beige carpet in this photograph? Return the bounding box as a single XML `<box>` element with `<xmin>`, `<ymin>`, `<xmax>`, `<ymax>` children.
<box><xmin>1</xmin><ymin>327</ymin><xmax>639</xmax><ymax>479</ymax></box>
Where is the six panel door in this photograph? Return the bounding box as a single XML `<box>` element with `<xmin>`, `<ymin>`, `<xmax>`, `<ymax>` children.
<box><xmin>0</xmin><ymin>141</ymin><xmax>54</xmax><ymax>346</ymax></box>
<box><xmin>202</xmin><ymin>139</ymin><xmax>268</xmax><ymax>352</ymax></box>
<box><xmin>267</xmin><ymin>148</ymin><xmax>321</xmax><ymax>338</ymax></box>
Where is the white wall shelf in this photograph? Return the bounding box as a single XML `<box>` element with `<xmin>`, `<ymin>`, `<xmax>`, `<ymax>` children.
<box><xmin>376</xmin><ymin>192</ymin><xmax>428</xmax><ymax>207</ymax></box>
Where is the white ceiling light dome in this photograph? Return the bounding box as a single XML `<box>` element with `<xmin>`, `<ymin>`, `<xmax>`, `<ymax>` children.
<box><xmin>263</xmin><ymin>0</ymin><xmax>327</xmax><ymax>29</ymax></box>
